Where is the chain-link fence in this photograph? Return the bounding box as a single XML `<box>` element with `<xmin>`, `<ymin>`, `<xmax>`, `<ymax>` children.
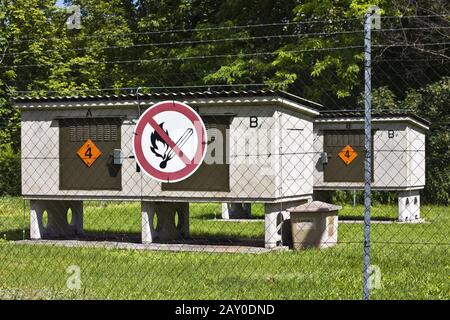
<box><xmin>0</xmin><ymin>12</ymin><xmax>448</xmax><ymax>300</ymax></box>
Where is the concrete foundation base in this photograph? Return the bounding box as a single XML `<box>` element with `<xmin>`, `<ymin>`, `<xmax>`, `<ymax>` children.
<box><xmin>30</xmin><ymin>200</ymin><xmax>83</xmax><ymax>239</ymax></box>
<box><xmin>141</xmin><ymin>201</ymin><xmax>189</xmax><ymax>243</ymax></box>
<box><xmin>221</xmin><ymin>203</ymin><xmax>251</xmax><ymax>219</ymax></box>
<box><xmin>264</xmin><ymin>199</ymin><xmax>310</xmax><ymax>249</ymax></box>
<box><xmin>314</xmin><ymin>189</ymin><xmax>423</xmax><ymax>223</ymax></box>
<box><xmin>398</xmin><ymin>190</ymin><xmax>421</xmax><ymax>222</ymax></box>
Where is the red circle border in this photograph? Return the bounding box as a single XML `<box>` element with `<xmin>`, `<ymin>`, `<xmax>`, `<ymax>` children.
<box><xmin>133</xmin><ymin>101</ymin><xmax>207</xmax><ymax>183</ymax></box>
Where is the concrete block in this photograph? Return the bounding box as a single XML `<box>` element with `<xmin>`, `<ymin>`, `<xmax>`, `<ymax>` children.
<box><xmin>264</xmin><ymin>199</ymin><xmax>310</xmax><ymax>249</ymax></box>
<box><xmin>141</xmin><ymin>201</ymin><xmax>189</xmax><ymax>243</ymax></box>
<box><xmin>30</xmin><ymin>200</ymin><xmax>83</xmax><ymax>239</ymax></box>
<box><xmin>288</xmin><ymin>201</ymin><xmax>340</xmax><ymax>249</ymax></box>
<box><xmin>290</xmin><ymin>212</ymin><xmax>338</xmax><ymax>249</ymax></box>
<box><xmin>398</xmin><ymin>190</ymin><xmax>421</xmax><ymax>222</ymax></box>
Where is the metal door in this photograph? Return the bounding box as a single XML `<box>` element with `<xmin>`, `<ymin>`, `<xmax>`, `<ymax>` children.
<box><xmin>59</xmin><ymin>118</ymin><xmax>122</xmax><ymax>190</ymax></box>
<box><xmin>323</xmin><ymin>130</ymin><xmax>371</xmax><ymax>182</ymax></box>
<box><xmin>162</xmin><ymin>115</ymin><xmax>231</xmax><ymax>192</ymax></box>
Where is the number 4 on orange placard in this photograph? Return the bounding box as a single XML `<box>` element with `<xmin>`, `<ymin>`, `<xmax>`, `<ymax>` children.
<box><xmin>85</xmin><ymin>147</ymin><xmax>92</xmax><ymax>159</ymax></box>
<box><xmin>77</xmin><ymin>139</ymin><xmax>102</xmax><ymax>167</ymax></box>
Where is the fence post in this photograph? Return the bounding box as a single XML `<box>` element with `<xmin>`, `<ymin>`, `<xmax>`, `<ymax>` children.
<box><xmin>363</xmin><ymin>5</ymin><xmax>380</xmax><ymax>300</ymax></box>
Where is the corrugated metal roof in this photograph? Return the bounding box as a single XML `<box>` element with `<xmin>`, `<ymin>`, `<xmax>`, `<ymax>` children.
<box><xmin>13</xmin><ymin>91</ymin><xmax>429</xmax><ymax>125</ymax></box>
<box><xmin>13</xmin><ymin>89</ymin><xmax>323</xmax><ymax>110</ymax></box>
<box><xmin>318</xmin><ymin>110</ymin><xmax>430</xmax><ymax>126</ymax></box>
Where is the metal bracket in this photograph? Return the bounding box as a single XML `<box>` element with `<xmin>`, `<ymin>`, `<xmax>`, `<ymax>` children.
<box><xmin>65</xmin><ymin>5</ymin><xmax>82</xmax><ymax>30</ymax></box>
<box><xmin>367</xmin><ymin>5</ymin><xmax>381</xmax><ymax>30</ymax></box>
<box><xmin>320</xmin><ymin>152</ymin><xmax>328</xmax><ymax>165</ymax></box>
<box><xmin>113</xmin><ymin>149</ymin><xmax>123</xmax><ymax>165</ymax></box>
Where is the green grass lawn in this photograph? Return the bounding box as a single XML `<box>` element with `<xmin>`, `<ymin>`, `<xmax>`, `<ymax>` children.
<box><xmin>0</xmin><ymin>197</ymin><xmax>448</xmax><ymax>299</ymax></box>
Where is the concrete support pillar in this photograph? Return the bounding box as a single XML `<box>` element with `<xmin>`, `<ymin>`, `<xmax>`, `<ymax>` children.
<box><xmin>141</xmin><ymin>201</ymin><xmax>189</xmax><ymax>243</ymax></box>
<box><xmin>30</xmin><ymin>200</ymin><xmax>83</xmax><ymax>239</ymax></box>
<box><xmin>141</xmin><ymin>201</ymin><xmax>155</xmax><ymax>243</ymax></box>
<box><xmin>264</xmin><ymin>206</ymin><xmax>282</xmax><ymax>249</ymax></box>
<box><xmin>71</xmin><ymin>201</ymin><xmax>84</xmax><ymax>235</ymax></box>
<box><xmin>398</xmin><ymin>190</ymin><xmax>421</xmax><ymax>222</ymax></box>
<box><xmin>221</xmin><ymin>203</ymin><xmax>252</xmax><ymax>219</ymax></box>
<box><xmin>264</xmin><ymin>199</ymin><xmax>310</xmax><ymax>249</ymax></box>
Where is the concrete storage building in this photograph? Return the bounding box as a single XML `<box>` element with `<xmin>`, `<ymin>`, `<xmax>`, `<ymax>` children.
<box><xmin>313</xmin><ymin>110</ymin><xmax>429</xmax><ymax>222</ymax></box>
<box><xmin>15</xmin><ymin>90</ymin><xmax>429</xmax><ymax>249</ymax></box>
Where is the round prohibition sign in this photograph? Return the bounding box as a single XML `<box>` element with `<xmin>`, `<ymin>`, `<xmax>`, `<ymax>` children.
<box><xmin>133</xmin><ymin>101</ymin><xmax>207</xmax><ymax>183</ymax></box>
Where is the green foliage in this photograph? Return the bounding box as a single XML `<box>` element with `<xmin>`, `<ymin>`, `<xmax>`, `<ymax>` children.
<box><xmin>402</xmin><ymin>78</ymin><xmax>450</xmax><ymax>204</ymax></box>
<box><xmin>0</xmin><ymin>145</ymin><xmax>20</xmax><ymax>196</ymax></box>
<box><xmin>0</xmin><ymin>101</ymin><xmax>20</xmax><ymax>150</ymax></box>
<box><xmin>371</xmin><ymin>87</ymin><xmax>398</xmax><ymax>111</ymax></box>
<box><xmin>0</xmin><ymin>0</ymin><xmax>447</xmax><ymax>202</ymax></box>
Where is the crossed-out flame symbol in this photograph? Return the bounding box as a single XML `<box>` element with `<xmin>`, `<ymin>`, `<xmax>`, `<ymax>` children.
<box><xmin>150</xmin><ymin>122</ymin><xmax>193</xmax><ymax>168</ymax></box>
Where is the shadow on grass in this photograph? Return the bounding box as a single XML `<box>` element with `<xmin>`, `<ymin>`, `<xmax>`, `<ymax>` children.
<box><xmin>1</xmin><ymin>228</ymin><xmax>29</xmax><ymax>241</ymax></box>
<box><xmin>3</xmin><ymin>228</ymin><xmax>264</xmax><ymax>247</ymax></box>
<box><xmin>339</xmin><ymin>215</ymin><xmax>397</xmax><ymax>222</ymax></box>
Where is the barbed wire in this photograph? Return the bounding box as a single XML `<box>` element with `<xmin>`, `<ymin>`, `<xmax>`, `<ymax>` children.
<box><xmin>4</xmin><ymin>26</ymin><xmax>449</xmax><ymax>58</ymax></box>
<box><xmin>8</xmin><ymin>17</ymin><xmax>363</xmax><ymax>44</ymax></box>
<box><xmin>2</xmin><ymin>42</ymin><xmax>448</xmax><ymax>70</ymax></box>
<box><xmin>3</xmin><ymin>30</ymin><xmax>366</xmax><ymax>57</ymax></box>
<box><xmin>6</xmin><ymin>14</ymin><xmax>447</xmax><ymax>45</ymax></box>
<box><xmin>0</xmin><ymin>45</ymin><xmax>364</xmax><ymax>69</ymax></box>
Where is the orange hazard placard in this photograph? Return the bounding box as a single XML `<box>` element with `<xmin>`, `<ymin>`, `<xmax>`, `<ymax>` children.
<box><xmin>77</xmin><ymin>139</ymin><xmax>102</xmax><ymax>167</ymax></box>
<box><xmin>338</xmin><ymin>145</ymin><xmax>358</xmax><ymax>165</ymax></box>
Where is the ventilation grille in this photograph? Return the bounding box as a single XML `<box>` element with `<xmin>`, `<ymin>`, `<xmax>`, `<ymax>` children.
<box><xmin>61</xmin><ymin>118</ymin><xmax>120</xmax><ymax>142</ymax></box>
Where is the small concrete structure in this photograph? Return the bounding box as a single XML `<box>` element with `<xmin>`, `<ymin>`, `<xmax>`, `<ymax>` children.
<box><xmin>288</xmin><ymin>201</ymin><xmax>341</xmax><ymax>249</ymax></box>
<box><xmin>398</xmin><ymin>190</ymin><xmax>421</xmax><ymax>222</ymax></box>
<box><xmin>141</xmin><ymin>202</ymin><xmax>189</xmax><ymax>242</ymax></box>
<box><xmin>30</xmin><ymin>200</ymin><xmax>83</xmax><ymax>239</ymax></box>
<box><xmin>313</xmin><ymin>111</ymin><xmax>429</xmax><ymax>222</ymax></box>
